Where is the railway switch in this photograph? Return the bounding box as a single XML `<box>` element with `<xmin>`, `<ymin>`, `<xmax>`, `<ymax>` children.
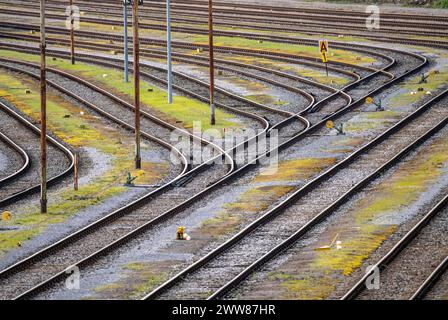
<box><xmin>125</xmin><ymin>172</ymin><xmax>138</xmax><ymax>186</ymax></box>
<box><xmin>366</xmin><ymin>96</ymin><xmax>384</xmax><ymax>111</ymax></box>
<box><xmin>326</xmin><ymin>120</ymin><xmax>344</xmax><ymax>135</ymax></box>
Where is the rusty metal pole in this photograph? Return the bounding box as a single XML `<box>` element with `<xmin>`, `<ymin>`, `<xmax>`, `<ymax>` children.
<box><xmin>69</xmin><ymin>0</ymin><xmax>75</xmax><ymax>64</ymax></box>
<box><xmin>74</xmin><ymin>152</ymin><xmax>78</xmax><ymax>191</ymax></box>
<box><xmin>124</xmin><ymin>1</ymin><xmax>129</xmax><ymax>82</ymax></box>
<box><xmin>208</xmin><ymin>0</ymin><xmax>215</xmax><ymax>125</ymax></box>
<box><xmin>40</xmin><ymin>0</ymin><xmax>47</xmax><ymax>213</ymax></box>
<box><xmin>166</xmin><ymin>0</ymin><xmax>173</xmax><ymax>104</ymax></box>
<box><xmin>133</xmin><ymin>0</ymin><xmax>141</xmax><ymax>169</ymax></box>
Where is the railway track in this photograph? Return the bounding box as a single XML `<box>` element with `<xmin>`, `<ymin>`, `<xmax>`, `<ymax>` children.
<box><xmin>8</xmin><ymin>0</ymin><xmax>448</xmax><ymax>37</ymax></box>
<box><xmin>144</xmin><ymin>87</ymin><xmax>448</xmax><ymax>300</ymax></box>
<box><xmin>0</xmin><ymin>24</ymin><xmax>394</xmax><ymax>78</ymax></box>
<box><xmin>0</xmin><ymin>58</ymin><xmax>248</xmax><ymax>167</ymax></box>
<box><xmin>1</xmin><ymin>62</ymin><xmax>308</xmax><ymax>300</ymax></box>
<box><xmin>151</xmin><ymin>0</ymin><xmax>448</xmax><ymax>23</ymax></box>
<box><xmin>0</xmin><ymin>42</ymin><xmax>346</xmax><ymax>160</ymax></box>
<box><xmin>3</xmin><ymin>1</ymin><xmax>447</xmax><ymax>47</ymax></box>
<box><xmin>0</xmin><ymin>35</ymin><xmax>428</xmax><ymax>299</ymax></box>
<box><xmin>343</xmin><ymin>193</ymin><xmax>448</xmax><ymax>300</ymax></box>
<box><xmin>210</xmin><ymin>93</ymin><xmax>448</xmax><ymax>300</ymax></box>
<box><xmin>0</xmin><ymin>41</ymin><xmax>361</xmax><ymax>143</ymax></box>
<box><xmin>0</xmin><ymin>38</ymin><xmax>313</xmax><ymax>125</ymax></box>
<box><xmin>0</xmin><ymin>99</ymin><xmax>74</xmax><ymax>207</ymax></box>
<box><xmin>0</xmin><ymin>25</ymin><xmax>405</xmax><ymax>118</ymax></box>
<box><xmin>0</xmin><ymin>32</ymin><xmax>362</xmax><ymax>89</ymax></box>
<box><xmin>3</xmin><ymin>6</ymin><xmax>447</xmax><ymax>51</ymax></box>
<box><xmin>0</xmin><ymin>41</ymin><xmax>345</xmax><ymax>128</ymax></box>
<box><xmin>3</xmin><ymin>51</ymin><xmax>314</xmax><ymax>298</ymax></box>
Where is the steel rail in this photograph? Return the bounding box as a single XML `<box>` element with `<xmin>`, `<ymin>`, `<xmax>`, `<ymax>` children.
<box><xmin>0</xmin><ymin>39</ymin><xmax>361</xmax><ymax>129</ymax></box>
<box><xmin>343</xmin><ymin>193</ymin><xmax>448</xmax><ymax>300</ymax></box>
<box><xmin>0</xmin><ymin>60</ymin><xmax>190</xmax><ymax>172</ymax></box>
<box><xmin>0</xmin><ymin>32</ymin><xmax>375</xmax><ymax>82</ymax></box>
<box><xmin>0</xmin><ymin>33</ymin><xmax>398</xmax><ymax>161</ymax></box>
<box><xmin>209</xmin><ymin>93</ymin><xmax>448</xmax><ymax>300</ymax></box>
<box><xmin>0</xmin><ymin>42</ymin><xmax>355</xmax><ymax>141</ymax></box>
<box><xmin>0</xmin><ymin>130</ymin><xmax>30</xmax><ymax>187</ymax></box>
<box><xmin>0</xmin><ymin>100</ymin><xmax>74</xmax><ymax>207</ymax></box>
<box><xmin>16</xmin><ymin>2</ymin><xmax>447</xmax><ymax>39</ymax></box>
<box><xmin>0</xmin><ymin>49</ymin><xmax>358</xmax><ymax>300</ymax></box>
<box><xmin>0</xmin><ymin>59</ymin><xmax>240</xmax><ymax>282</ymax></box>
<box><xmin>8</xmin><ymin>1</ymin><xmax>445</xmax><ymax>49</ymax></box>
<box><xmin>152</xmin><ymin>0</ymin><xmax>448</xmax><ymax>22</ymax></box>
<box><xmin>0</xmin><ymin>58</ymin><xmax>232</xmax><ymax>169</ymax></box>
<box><xmin>10</xmin><ymin>0</ymin><xmax>446</xmax><ymax>45</ymax></box>
<box><xmin>411</xmin><ymin>255</ymin><xmax>448</xmax><ymax>300</ymax></box>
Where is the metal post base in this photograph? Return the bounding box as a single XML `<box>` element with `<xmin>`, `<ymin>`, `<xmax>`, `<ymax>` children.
<box><xmin>40</xmin><ymin>198</ymin><xmax>47</xmax><ymax>214</ymax></box>
<box><xmin>135</xmin><ymin>157</ymin><xmax>142</xmax><ymax>170</ymax></box>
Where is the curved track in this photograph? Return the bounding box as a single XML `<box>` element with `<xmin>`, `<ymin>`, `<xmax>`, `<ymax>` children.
<box><xmin>0</xmin><ymin>130</ymin><xmax>29</xmax><ymax>188</ymax></box>
<box><xmin>0</xmin><ymin>99</ymin><xmax>74</xmax><ymax>207</ymax></box>
<box><xmin>0</xmin><ymin>54</ymin><xmax>308</xmax><ymax>300</ymax></box>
